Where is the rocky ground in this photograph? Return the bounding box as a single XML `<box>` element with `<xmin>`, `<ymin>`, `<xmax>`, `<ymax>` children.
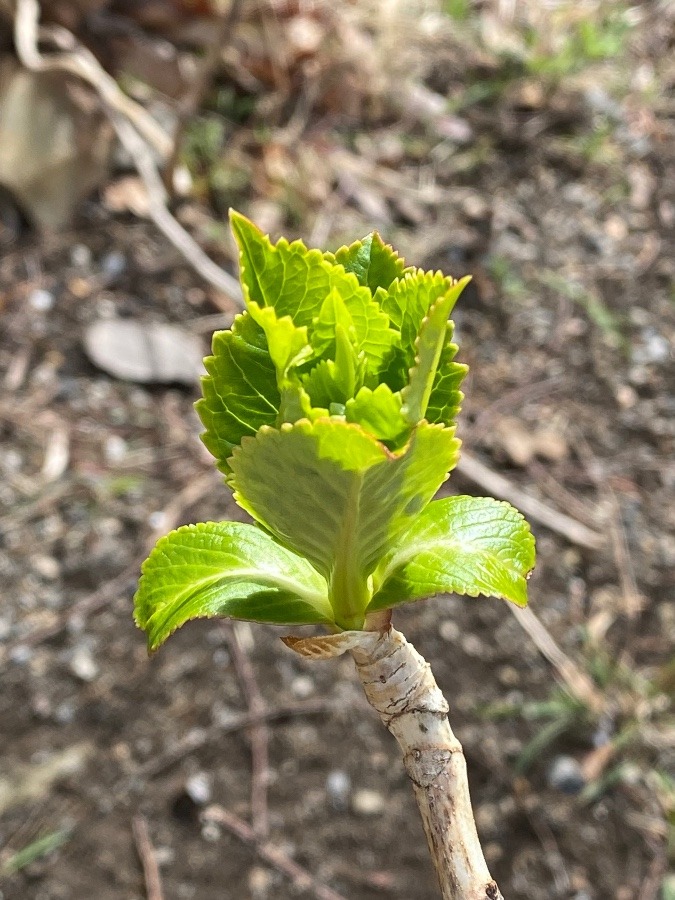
<box><xmin>0</xmin><ymin>2</ymin><xmax>673</xmax><ymax>898</ymax></box>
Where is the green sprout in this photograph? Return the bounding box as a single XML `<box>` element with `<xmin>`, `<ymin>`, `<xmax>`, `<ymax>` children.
<box><xmin>133</xmin><ymin>212</ymin><xmax>536</xmax><ymax>898</ymax></box>
<box><xmin>135</xmin><ymin>212</ymin><xmax>534</xmax><ymax>643</ymax></box>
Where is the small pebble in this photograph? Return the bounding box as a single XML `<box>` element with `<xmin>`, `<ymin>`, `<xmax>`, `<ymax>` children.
<box><xmin>101</xmin><ymin>250</ymin><xmax>127</xmax><ymax>280</ymax></box>
<box><xmin>460</xmin><ymin>634</ymin><xmax>485</xmax><ymax>657</ymax></box>
<box><xmin>104</xmin><ymin>435</ymin><xmax>127</xmax><ymax>464</ymax></box>
<box><xmin>326</xmin><ymin>770</ymin><xmax>351</xmax><ymax>810</ymax></box>
<box><xmin>438</xmin><ymin>620</ymin><xmax>460</xmax><ymax>642</ymax></box>
<box><xmin>497</xmin><ymin>665</ymin><xmax>520</xmax><ymax>687</ymax></box>
<box><xmin>200</xmin><ymin>821</ymin><xmax>221</xmax><ymax>843</ymax></box>
<box><xmin>0</xmin><ymin>617</ymin><xmax>11</xmax><ymax>641</ymax></box>
<box><xmin>248</xmin><ymin>866</ymin><xmax>273</xmax><ymax>897</ymax></box>
<box><xmin>185</xmin><ymin>772</ymin><xmax>212</xmax><ymax>806</ymax></box>
<box><xmin>547</xmin><ymin>756</ymin><xmax>586</xmax><ymax>794</ymax></box>
<box><xmin>9</xmin><ymin>644</ymin><xmax>32</xmax><ymax>665</ymax></box>
<box><xmin>70</xmin><ymin>244</ymin><xmax>92</xmax><ymax>267</ymax></box>
<box><xmin>154</xmin><ymin>846</ymin><xmax>175</xmax><ymax>867</ymax></box>
<box><xmin>212</xmin><ymin>648</ymin><xmax>230</xmax><ymax>667</ymax></box>
<box><xmin>28</xmin><ymin>288</ymin><xmax>54</xmax><ymax>312</ymax></box>
<box><xmin>31</xmin><ymin>555</ymin><xmax>61</xmax><ymax>580</ymax></box>
<box><xmin>148</xmin><ymin>511</ymin><xmax>166</xmax><ymax>530</ymax></box>
<box><xmin>54</xmin><ymin>700</ymin><xmax>76</xmax><ymax>724</ymax></box>
<box><xmin>69</xmin><ymin>646</ymin><xmax>99</xmax><ymax>682</ymax></box>
<box><xmin>632</xmin><ymin>329</ymin><xmax>671</xmax><ymax>366</ymax></box>
<box><xmin>483</xmin><ymin>841</ymin><xmax>503</xmax><ymax>865</ymax></box>
<box><xmin>290</xmin><ymin>675</ymin><xmax>315</xmax><ymax>699</ymax></box>
<box><xmin>351</xmin><ymin>789</ymin><xmax>385</xmax><ymax>817</ymax></box>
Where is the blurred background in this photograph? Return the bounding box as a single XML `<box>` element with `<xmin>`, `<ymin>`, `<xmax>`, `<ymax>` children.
<box><xmin>0</xmin><ymin>1</ymin><xmax>673</xmax><ymax>897</ymax></box>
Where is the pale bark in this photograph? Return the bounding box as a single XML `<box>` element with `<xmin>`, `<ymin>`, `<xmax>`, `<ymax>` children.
<box><xmin>283</xmin><ymin>627</ymin><xmax>503</xmax><ymax>900</ymax></box>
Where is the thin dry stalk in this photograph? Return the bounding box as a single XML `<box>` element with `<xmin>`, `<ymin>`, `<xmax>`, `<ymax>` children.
<box><xmin>202</xmin><ymin>805</ymin><xmax>347</xmax><ymax>900</ymax></box>
<box><xmin>138</xmin><ymin>699</ymin><xmax>330</xmax><ymax>779</ymax></box>
<box><xmin>606</xmin><ymin>489</ymin><xmax>645</xmax><ymax>620</ymax></box>
<box><xmin>510</xmin><ymin>605</ymin><xmax>605</xmax><ymax>714</ymax></box>
<box><xmin>457</xmin><ymin>450</ymin><xmax>605</xmax><ymax>549</ymax></box>
<box><xmin>132</xmin><ymin>815</ymin><xmax>164</xmax><ymax>900</ymax></box>
<box><xmin>225</xmin><ymin>622</ymin><xmax>270</xmax><ymax>838</ymax></box>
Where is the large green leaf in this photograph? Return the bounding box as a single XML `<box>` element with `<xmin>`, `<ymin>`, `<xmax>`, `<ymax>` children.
<box><xmin>197</xmin><ymin>313</ymin><xmax>280</xmax><ymax>473</ymax></box>
<box><xmin>134</xmin><ymin>522</ymin><xmax>333</xmax><ymax>650</ymax></box>
<box><xmin>369</xmin><ymin>495</ymin><xmax>536</xmax><ymax>612</ymax></box>
<box><xmin>402</xmin><ymin>277</ymin><xmax>471</xmax><ymax>424</ymax></box>
<box><xmin>327</xmin><ymin>232</ymin><xmax>409</xmax><ymax>294</ymax></box>
<box><xmin>229</xmin><ymin>419</ymin><xmax>460</xmax><ymax>629</ymax></box>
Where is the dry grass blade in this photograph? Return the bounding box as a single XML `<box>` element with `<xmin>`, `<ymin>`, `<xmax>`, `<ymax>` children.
<box><xmin>225</xmin><ymin>621</ymin><xmax>270</xmax><ymax>838</ymax></box>
<box><xmin>132</xmin><ymin>815</ymin><xmax>164</xmax><ymax>900</ymax></box>
<box><xmin>510</xmin><ymin>605</ymin><xmax>605</xmax><ymax>715</ymax></box>
<box><xmin>457</xmin><ymin>451</ymin><xmax>606</xmax><ymax>549</ymax></box>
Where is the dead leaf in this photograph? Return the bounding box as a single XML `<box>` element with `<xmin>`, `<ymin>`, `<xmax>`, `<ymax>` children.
<box><xmin>0</xmin><ymin>743</ymin><xmax>93</xmax><ymax>816</ymax></box>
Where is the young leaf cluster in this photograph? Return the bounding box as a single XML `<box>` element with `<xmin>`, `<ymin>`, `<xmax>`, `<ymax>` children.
<box><xmin>134</xmin><ymin>213</ymin><xmax>535</xmax><ymax>647</ymax></box>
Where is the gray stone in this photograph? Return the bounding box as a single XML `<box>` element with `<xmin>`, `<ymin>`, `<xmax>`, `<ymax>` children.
<box><xmin>547</xmin><ymin>755</ymin><xmax>586</xmax><ymax>795</ymax></box>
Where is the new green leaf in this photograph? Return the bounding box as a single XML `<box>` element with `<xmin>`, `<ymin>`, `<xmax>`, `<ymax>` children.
<box><xmin>345</xmin><ymin>384</ymin><xmax>408</xmax><ymax>444</ymax></box>
<box><xmin>369</xmin><ymin>495</ymin><xmax>536</xmax><ymax>611</ymax></box>
<box><xmin>134</xmin><ymin>522</ymin><xmax>333</xmax><ymax>649</ymax></box>
<box><xmin>231</xmin><ymin>211</ymin><xmax>333</xmax><ymax>329</ymax></box>
<box><xmin>197</xmin><ymin>313</ymin><xmax>280</xmax><ymax>473</ymax></box>
<box><xmin>327</xmin><ymin>232</ymin><xmax>409</xmax><ymax>294</ymax></box>
<box><xmin>402</xmin><ymin>276</ymin><xmax>471</xmax><ymax>424</ymax></box>
<box><xmin>425</xmin><ymin>325</ymin><xmax>468</xmax><ymax>426</ymax></box>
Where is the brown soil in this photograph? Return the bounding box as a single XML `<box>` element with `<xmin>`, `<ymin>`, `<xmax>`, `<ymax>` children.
<box><xmin>0</xmin><ymin>6</ymin><xmax>673</xmax><ymax>899</ymax></box>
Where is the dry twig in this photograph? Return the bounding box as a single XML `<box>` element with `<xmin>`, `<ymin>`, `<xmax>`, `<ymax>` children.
<box><xmin>138</xmin><ymin>700</ymin><xmax>331</xmax><ymax>779</ymax></box>
<box><xmin>14</xmin><ymin>0</ymin><xmax>171</xmax><ymax>158</ymax></box>
<box><xmin>457</xmin><ymin>450</ymin><xmax>606</xmax><ymax>549</ymax></box>
<box><xmin>132</xmin><ymin>815</ymin><xmax>164</xmax><ymax>900</ymax></box>
<box><xmin>202</xmin><ymin>805</ymin><xmax>348</xmax><ymax>900</ymax></box>
<box><xmin>606</xmin><ymin>489</ymin><xmax>645</xmax><ymax>620</ymax></box>
<box><xmin>510</xmin><ymin>605</ymin><xmax>605</xmax><ymax>714</ymax></box>
<box><xmin>13</xmin><ymin>0</ymin><xmax>243</xmax><ymax>303</ymax></box>
<box><xmin>225</xmin><ymin>622</ymin><xmax>270</xmax><ymax>838</ymax></box>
